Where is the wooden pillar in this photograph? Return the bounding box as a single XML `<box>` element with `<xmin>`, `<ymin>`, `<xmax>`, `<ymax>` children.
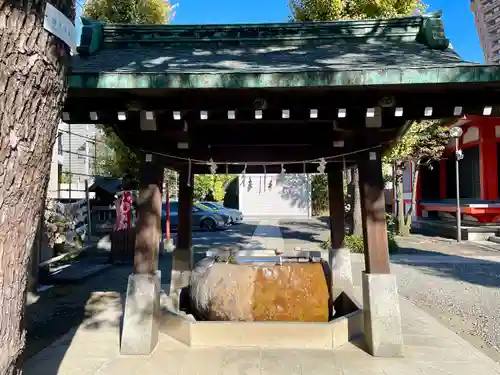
<box><xmin>177</xmin><ymin>168</ymin><xmax>193</xmax><ymax>251</ymax></box>
<box><xmin>357</xmin><ymin>149</ymin><xmax>390</xmax><ymax>274</ymax></box>
<box><xmin>414</xmin><ymin>167</ymin><xmax>422</xmax><ymax>218</ymax></box>
<box><xmin>327</xmin><ymin>164</ymin><xmax>345</xmax><ymax>250</ymax></box>
<box><xmin>439</xmin><ymin>159</ymin><xmax>447</xmax><ymax>200</ymax></box>
<box><xmin>480</xmin><ymin>121</ymin><xmax>498</xmax><ymax>200</ymax></box>
<box><xmin>133</xmin><ymin>153</ymin><xmax>164</xmax><ymax>275</ymax></box>
<box><xmin>327</xmin><ymin>164</ymin><xmax>353</xmax><ymax>301</ymax></box>
<box><xmin>170</xmin><ymin>167</ymin><xmax>194</xmax><ymax>297</ymax></box>
<box><xmin>358</xmin><ymin>148</ymin><xmax>403</xmax><ymax>357</ymax></box>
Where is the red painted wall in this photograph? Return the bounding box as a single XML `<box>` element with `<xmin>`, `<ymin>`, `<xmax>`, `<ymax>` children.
<box><xmin>416</xmin><ymin>116</ymin><xmax>500</xmax><ymax>217</ymax></box>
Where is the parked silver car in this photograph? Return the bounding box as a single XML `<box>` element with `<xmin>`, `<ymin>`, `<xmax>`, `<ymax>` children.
<box><xmin>162</xmin><ymin>201</ymin><xmax>230</xmax><ymax>232</ymax></box>
<box><xmin>200</xmin><ymin>202</ymin><xmax>243</xmax><ymax>224</ymax></box>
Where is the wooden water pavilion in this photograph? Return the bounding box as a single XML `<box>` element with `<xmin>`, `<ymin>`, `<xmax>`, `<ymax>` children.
<box><xmin>63</xmin><ymin>11</ymin><xmax>500</xmax><ymax>357</ymax></box>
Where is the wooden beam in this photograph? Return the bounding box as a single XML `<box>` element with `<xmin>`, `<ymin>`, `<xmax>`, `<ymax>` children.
<box><xmin>64</xmin><ymin>85</ymin><xmax>500</xmax><ymax>124</ymax></box>
<box><xmin>133</xmin><ymin>153</ymin><xmax>164</xmax><ymax>275</ymax></box>
<box><xmin>357</xmin><ymin>149</ymin><xmax>390</xmax><ymax>274</ymax></box>
<box><xmin>327</xmin><ymin>164</ymin><xmax>345</xmax><ymax>250</ymax></box>
<box><xmin>167</xmin><ymin>126</ymin><xmax>349</xmax><ymax>146</ymax></box>
<box><xmin>116</xmin><ymin>131</ymin><xmax>361</xmax><ymax>163</ymax></box>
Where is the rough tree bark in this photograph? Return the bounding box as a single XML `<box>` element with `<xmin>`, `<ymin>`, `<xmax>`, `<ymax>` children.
<box><xmin>0</xmin><ymin>0</ymin><xmax>74</xmax><ymax>373</ymax></box>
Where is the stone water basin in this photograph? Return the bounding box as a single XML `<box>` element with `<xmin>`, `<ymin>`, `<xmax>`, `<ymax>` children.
<box><xmin>159</xmin><ymin>250</ymin><xmax>363</xmax><ymax>349</ymax></box>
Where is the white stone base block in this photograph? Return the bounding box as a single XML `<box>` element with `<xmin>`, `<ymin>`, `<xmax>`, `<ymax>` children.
<box><xmin>170</xmin><ymin>248</ymin><xmax>192</xmax><ymax>296</ymax></box>
<box><xmin>329</xmin><ymin>248</ymin><xmax>353</xmax><ymax>300</ymax></box>
<box><xmin>362</xmin><ymin>272</ymin><xmax>404</xmax><ymax>357</ymax></box>
<box><xmin>120</xmin><ymin>273</ymin><xmax>161</xmax><ymax>355</ymax></box>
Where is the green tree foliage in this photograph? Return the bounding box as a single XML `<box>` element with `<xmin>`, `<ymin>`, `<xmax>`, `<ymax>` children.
<box><xmin>193</xmin><ymin>175</ymin><xmax>235</xmax><ymax>202</ymax></box>
<box><xmin>311</xmin><ymin>174</ymin><xmax>329</xmax><ymax>215</ymax></box>
<box><xmin>383</xmin><ymin>120</ymin><xmax>450</xmax><ymax>233</ymax></box>
<box><xmin>83</xmin><ymin>0</ymin><xmax>177</xmax><ymax>24</ymax></box>
<box><xmin>86</xmin><ymin>0</ymin><xmax>178</xmax><ymax>190</ymax></box>
<box><xmin>384</xmin><ymin>120</ymin><xmax>450</xmax><ymax>169</ymax></box>
<box><xmin>96</xmin><ymin>126</ymin><xmax>140</xmax><ymax>183</ymax></box>
<box><xmin>290</xmin><ymin>0</ymin><xmax>426</xmax><ymax>21</ymax></box>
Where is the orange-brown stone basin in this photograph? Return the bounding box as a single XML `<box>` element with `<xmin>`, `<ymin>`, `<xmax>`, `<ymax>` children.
<box><xmin>189</xmin><ymin>261</ymin><xmax>332</xmax><ymax>322</ymax></box>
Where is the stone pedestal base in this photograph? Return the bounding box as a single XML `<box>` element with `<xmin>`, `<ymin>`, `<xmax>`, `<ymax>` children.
<box><xmin>329</xmin><ymin>248</ymin><xmax>353</xmax><ymax>301</ymax></box>
<box><xmin>362</xmin><ymin>272</ymin><xmax>404</xmax><ymax>357</ymax></box>
<box><xmin>120</xmin><ymin>273</ymin><xmax>161</xmax><ymax>355</ymax></box>
<box><xmin>170</xmin><ymin>248</ymin><xmax>192</xmax><ymax>296</ymax></box>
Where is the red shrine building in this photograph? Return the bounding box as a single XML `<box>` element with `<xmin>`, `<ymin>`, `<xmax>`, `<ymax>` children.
<box><xmin>407</xmin><ymin>116</ymin><xmax>500</xmax><ymax>239</ymax></box>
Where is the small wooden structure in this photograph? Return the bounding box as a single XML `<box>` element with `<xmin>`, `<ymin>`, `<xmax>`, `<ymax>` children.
<box><xmin>63</xmin><ymin>11</ymin><xmax>500</xmax><ymax>357</ymax></box>
<box><xmin>416</xmin><ymin>115</ymin><xmax>500</xmax><ymax>223</ymax></box>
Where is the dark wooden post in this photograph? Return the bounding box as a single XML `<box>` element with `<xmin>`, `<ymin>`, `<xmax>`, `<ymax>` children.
<box><xmin>170</xmin><ymin>167</ymin><xmax>194</xmax><ymax>297</ymax></box>
<box><xmin>327</xmin><ymin>163</ymin><xmax>353</xmax><ymax>302</ymax></box>
<box><xmin>357</xmin><ymin>148</ymin><xmax>403</xmax><ymax>358</ymax></box>
<box><xmin>176</xmin><ymin>168</ymin><xmax>193</xmax><ymax>252</ymax></box>
<box><xmin>357</xmin><ymin>149</ymin><xmax>390</xmax><ymax>274</ymax></box>
<box><xmin>133</xmin><ymin>153</ymin><xmax>164</xmax><ymax>275</ymax></box>
<box><xmin>327</xmin><ymin>164</ymin><xmax>345</xmax><ymax>250</ymax></box>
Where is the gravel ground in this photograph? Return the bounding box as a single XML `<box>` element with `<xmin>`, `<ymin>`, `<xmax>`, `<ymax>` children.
<box><xmin>279</xmin><ymin>220</ymin><xmax>500</xmax><ymax>362</ymax></box>
<box><xmin>396</xmin><ymin>262</ymin><xmax>500</xmax><ymax>354</ymax></box>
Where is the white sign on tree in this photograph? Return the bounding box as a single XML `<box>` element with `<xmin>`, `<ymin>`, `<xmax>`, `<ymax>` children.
<box><xmin>43</xmin><ymin>3</ymin><xmax>76</xmax><ymax>51</ymax></box>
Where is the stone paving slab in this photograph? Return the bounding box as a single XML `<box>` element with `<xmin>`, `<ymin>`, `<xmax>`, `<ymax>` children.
<box><xmin>23</xmin><ymin>285</ymin><xmax>500</xmax><ymax>375</ymax></box>
<box><xmin>243</xmin><ymin>219</ymin><xmax>285</xmax><ymax>252</ymax></box>
<box><xmin>23</xmin><ymin>222</ymin><xmax>500</xmax><ymax>374</ymax></box>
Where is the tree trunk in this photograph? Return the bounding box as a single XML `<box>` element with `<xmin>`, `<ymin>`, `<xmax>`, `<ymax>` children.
<box><xmin>405</xmin><ymin>162</ymin><xmax>420</xmax><ymax>230</ymax></box>
<box><xmin>0</xmin><ymin>1</ymin><xmax>73</xmax><ymax>374</ymax></box>
<box><xmin>395</xmin><ymin>172</ymin><xmax>408</xmax><ymax>236</ymax></box>
<box><xmin>352</xmin><ymin>167</ymin><xmax>363</xmax><ymax>236</ymax></box>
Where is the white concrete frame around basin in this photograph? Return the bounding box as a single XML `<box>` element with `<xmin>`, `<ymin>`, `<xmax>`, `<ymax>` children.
<box><xmin>158</xmin><ymin>291</ymin><xmax>363</xmax><ymax>350</ymax></box>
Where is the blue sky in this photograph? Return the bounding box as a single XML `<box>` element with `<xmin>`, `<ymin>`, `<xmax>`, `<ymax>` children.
<box><xmin>75</xmin><ymin>0</ymin><xmax>484</xmax><ymax>63</ymax></box>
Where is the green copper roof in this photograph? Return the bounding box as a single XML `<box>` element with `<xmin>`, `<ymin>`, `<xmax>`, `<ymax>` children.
<box><xmin>70</xmin><ymin>12</ymin><xmax>500</xmax><ymax>89</ymax></box>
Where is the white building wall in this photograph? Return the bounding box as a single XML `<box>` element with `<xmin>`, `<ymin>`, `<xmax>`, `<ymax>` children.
<box><xmin>47</xmin><ymin>122</ymin><xmax>101</xmax><ymax>200</ymax></box>
<box><xmin>238</xmin><ymin>173</ymin><xmax>311</xmax><ymax>218</ymax></box>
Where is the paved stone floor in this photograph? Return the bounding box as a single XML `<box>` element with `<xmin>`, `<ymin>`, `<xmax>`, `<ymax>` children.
<box><xmin>23</xmin><ymin>284</ymin><xmax>500</xmax><ymax>375</ymax></box>
<box><xmin>23</xmin><ymin>221</ymin><xmax>500</xmax><ymax>375</ymax></box>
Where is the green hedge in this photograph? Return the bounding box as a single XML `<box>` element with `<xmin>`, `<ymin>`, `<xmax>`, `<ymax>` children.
<box><xmin>320</xmin><ymin>232</ymin><xmax>399</xmax><ymax>254</ymax></box>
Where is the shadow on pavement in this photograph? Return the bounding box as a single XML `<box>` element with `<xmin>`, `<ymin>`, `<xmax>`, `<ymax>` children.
<box><xmin>22</xmin><ymin>222</ymin><xmax>262</xmax><ymax>374</ymax></box>
<box><xmin>22</xmin><ymin>219</ymin><xmax>336</xmax><ymax>374</ymax></box>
